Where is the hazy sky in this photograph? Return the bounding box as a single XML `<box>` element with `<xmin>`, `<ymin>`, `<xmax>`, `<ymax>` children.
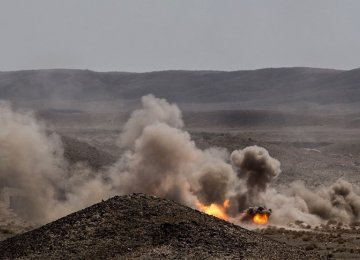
<box><xmin>0</xmin><ymin>0</ymin><xmax>359</xmax><ymax>72</ymax></box>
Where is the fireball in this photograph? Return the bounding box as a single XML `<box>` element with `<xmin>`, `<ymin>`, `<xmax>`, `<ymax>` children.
<box><xmin>252</xmin><ymin>213</ymin><xmax>269</xmax><ymax>225</ymax></box>
<box><xmin>197</xmin><ymin>199</ymin><xmax>230</xmax><ymax>221</ymax></box>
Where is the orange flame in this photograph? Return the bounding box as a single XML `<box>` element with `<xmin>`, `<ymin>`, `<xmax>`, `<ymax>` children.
<box><xmin>196</xmin><ymin>199</ymin><xmax>230</xmax><ymax>221</ymax></box>
<box><xmin>252</xmin><ymin>213</ymin><xmax>269</xmax><ymax>225</ymax></box>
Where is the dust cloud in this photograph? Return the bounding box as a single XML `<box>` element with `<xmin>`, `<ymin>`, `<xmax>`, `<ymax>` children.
<box><xmin>1</xmin><ymin>95</ymin><xmax>360</xmax><ymax>226</ymax></box>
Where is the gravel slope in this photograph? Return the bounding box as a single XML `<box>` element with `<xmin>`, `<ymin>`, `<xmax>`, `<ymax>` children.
<box><xmin>0</xmin><ymin>194</ymin><xmax>319</xmax><ymax>259</ymax></box>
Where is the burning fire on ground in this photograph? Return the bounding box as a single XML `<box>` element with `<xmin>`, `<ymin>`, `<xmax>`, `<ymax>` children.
<box><xmin>197</xmin><ymin>200</ymin><xmax>271</xmax><ymax>226</ymax></box>
<box><xmin>239</xmin><ymin>206</ymin><xmax>271</xmax><ymax>225</ymax></box>
<box><xmin>196</xmin><ymin>199</ymin><xmax>230</xmax><ymax>221</ymax></box>
<box><xmin>252</xmin><ymin>212</ymin><xmax>269</xmax><ymax>225</ymax></box>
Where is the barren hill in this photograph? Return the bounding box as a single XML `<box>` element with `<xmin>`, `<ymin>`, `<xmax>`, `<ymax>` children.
<box><xmin>0</xmin><ymin>194</ymin><xmax>318</xmax><ymax>259</ymax></box>
<box><xmin>1</xmin><ymin>67</ymin><xmax>360</xmax><ymax>109</ymax></box>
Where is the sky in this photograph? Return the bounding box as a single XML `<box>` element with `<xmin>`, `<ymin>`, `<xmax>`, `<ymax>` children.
<box><xmin>0</xmin><ymin>0</ymin><xmax>359</xmax><ymax>72</ymax></box>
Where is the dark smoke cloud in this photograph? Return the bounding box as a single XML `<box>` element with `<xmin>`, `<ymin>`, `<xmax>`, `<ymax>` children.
<box><xmin>230</xmin><ymin>146</ymin><xmax>281</xmax><ymax>210</ymax></box>
<box><xmin>231</xmin><ymin>146</ymin><xmax>281</xmax><ymax>191</ymax></box>
<box><xmin>1</xmin><ymin>95</ymin><xmax>360</xmax><ymax>227</ymax></box>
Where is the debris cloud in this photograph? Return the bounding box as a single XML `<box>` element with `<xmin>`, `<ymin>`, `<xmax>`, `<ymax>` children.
<box><xmin>1</xmin><ymin>95</ymin><xmax>360</xmax><ymax>227</ymax></box>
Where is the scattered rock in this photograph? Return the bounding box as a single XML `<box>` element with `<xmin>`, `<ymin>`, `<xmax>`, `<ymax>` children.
<box><xmin>0</xmin><ymin>194</ymin><xmax>318</xmax><ymax>259</ymax></box>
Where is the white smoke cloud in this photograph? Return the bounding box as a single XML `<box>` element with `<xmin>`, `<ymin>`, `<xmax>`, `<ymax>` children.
<box><xmin>1</xmin><ymin>95</ymin><xmax>360</xmax><ymax>228</ymax></box>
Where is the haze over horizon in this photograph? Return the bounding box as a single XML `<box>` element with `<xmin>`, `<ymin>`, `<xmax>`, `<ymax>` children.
<box><xmin>0</xmin><ymin>66</ymin><xmax>358</xmax><ymax>74</ymax></box>
<box><xmin>1</xmin><ymin>0</ymin><xmax>359</xmax><ymax>72</ymax></box>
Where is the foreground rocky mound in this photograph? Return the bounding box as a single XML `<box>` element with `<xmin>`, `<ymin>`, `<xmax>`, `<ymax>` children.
<box><xmin>0</xmin><ymin>194</ymin><xmax>318</xmax><ymax>259</ymax></box>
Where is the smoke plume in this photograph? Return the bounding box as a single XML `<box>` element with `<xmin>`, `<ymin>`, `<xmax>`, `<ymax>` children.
<box><xmin>230</xmin><ymin>146</ymin><xmax>281</xmax><ymax>211</ymax></box>
<box><xmin>0</xmin><ymin>102</ymin><xmax>66</xmax><ymax>222</ymax></box>
<box><xmin>1</xmin><ymin>95</ymin><xmax>360</xmax><ymax>227</ymax></box>
<box><xmin>118</xmin><ymin>94</ymin><xmax>184</xmax><ymax>148</ymax></box>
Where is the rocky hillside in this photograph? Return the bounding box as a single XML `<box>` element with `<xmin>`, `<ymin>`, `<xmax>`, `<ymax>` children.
<box><xmin>1</xmin><ymin>67</ymin><xmax>360</xmax><ymax>109</ymax></box>
<box><xmin>0</xmin><ymin>194</ymin><xmax>319</xmax><ymax>259</ymax></box>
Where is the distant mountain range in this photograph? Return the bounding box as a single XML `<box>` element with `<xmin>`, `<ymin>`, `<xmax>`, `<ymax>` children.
<box><xmin>0</xmin><ymin>67</ymin><xmax>359</xmax><ymax>110</ymax></box>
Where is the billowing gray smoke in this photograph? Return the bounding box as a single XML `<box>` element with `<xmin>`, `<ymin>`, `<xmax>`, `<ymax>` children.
<box><xmin>114</xmin><ymin>122</ymin><xmax>200</xmax><ymax>206</ymax></box>
<box><xmin>1</xmin><ymin>95</ymin><xmax>360</xmax><ymax>227</ymax></box>
<box><xmin>195</xmin><ymin>157</ymin><xmax>234</xmax><ymax>205</ymax></box>
<box><xmin>118</xmin><ymin>95</ymin><xmax>184</xmax><ymax>148</ymax></box>
<box><xmin>231</xmin><ymin>146</ymin><xmax>281</xmax><ymax>192</ymax></box>
<box><xmin>288</xmin><ymin>179</ymin><xmax>360</xmax><ymax>223</ymax></box>
<box><xmin>230</xmin><ymin>146</ymin><xmax>281</xmax><ymax>211</ymax></box>
<box><xmin>0</xmin><ymin>102</ymin><xmax>113</xmax><ymax>223</ymax></box>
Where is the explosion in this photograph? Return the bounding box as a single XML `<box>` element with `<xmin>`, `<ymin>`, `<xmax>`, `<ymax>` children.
<box><xmin>252</xmin><ymin>213</ymin><xmax>269</xmax><ymax>225</ymax></box>
<box><xmin>2</xmin><ymin>95</ymin><xmax>360</xmax><ymax>227</ymax></box>
<box><xmin>239</xmin><ymin>206</ymin><xmax>272</xmax><ymax>225</ymax></box>
<box><xmin>197</xmin><ymin>199</ymin><xmax>230</xmax><ymax>220</ymax></box>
